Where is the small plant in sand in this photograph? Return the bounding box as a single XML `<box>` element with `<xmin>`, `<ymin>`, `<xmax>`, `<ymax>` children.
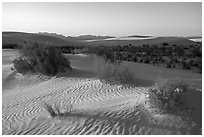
<box><xmin>148</xmin><ymin>78</ymin><xmax>189</xmax><ymax>113</ymax></box>
<box><xmin>43</xmin><ymin>102</ymin><xmax>73</xmax><ymax>118</ymax></box>
<box><xmin>94</xmin><ymin>56</ymin><xmax>137</xmax><ymax>86</ymax></box>
<box><xmin>12</xmin><ymin>42</ymin><xmax>72</xmax><ymax>75</ymax></box>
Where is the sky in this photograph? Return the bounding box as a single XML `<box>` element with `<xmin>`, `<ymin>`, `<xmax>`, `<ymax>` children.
<box><xmin>2</xmin><ymin>2</ymin><xmax>202</xmax><ymax>37</ymax></box>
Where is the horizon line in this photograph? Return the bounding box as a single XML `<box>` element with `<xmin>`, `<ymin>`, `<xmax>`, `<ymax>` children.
<box><xmin>2</xmin><ymin>30</ymin><xmax>202</xmax><ymax>38</ymax></box>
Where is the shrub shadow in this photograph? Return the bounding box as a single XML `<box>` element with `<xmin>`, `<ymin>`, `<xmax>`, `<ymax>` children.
<box><xmin>184</xmin><ymin>89</ymin><xmax>202</xmax><ymax>134</ymax></box>
<box><xmin>43</xmin><ymin>102</ymin><xmax>198</xmax><ymax>134</ymax></box>
<box><xmin>56</xmin><ymin>68</ymin><xmax>97</xmax><ymax>79</ymax></box>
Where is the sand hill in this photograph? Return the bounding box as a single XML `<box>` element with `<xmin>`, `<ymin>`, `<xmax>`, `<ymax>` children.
<box><xmin>2</xmin><ymin>49</ymin><xmax>201</xmax><ymax>135</ymax></box>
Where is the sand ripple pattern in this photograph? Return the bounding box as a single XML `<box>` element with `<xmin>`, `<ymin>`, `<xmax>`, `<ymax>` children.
<box><xmin>2</xmin><ymin>76</ymin><xmax>193</xmax><ymax>135</ymax></box>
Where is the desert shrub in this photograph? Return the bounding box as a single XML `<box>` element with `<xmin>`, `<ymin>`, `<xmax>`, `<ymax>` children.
<box><xmin>93</xmin><ymin>46</ymin><xmax>122</xmax><ymax>63</ymax></box>
<box><xmin>2</xmin><ymin>43</ymin><xmax>20</xmax><ymax>49</ymax></box>
<box><xmin>12</xmin><ymin>42</ymin><xmax>72</xmax><ymax>75</ymax></box>
<box><xmin>148</xmin><ymin>78</ymin><xmax>189</xmax><ymax>113</ymax></box>
<box><xmin>181</xmin><ymin>59</ymin><xmax>191</xmax><ymax>69</ymax></box>
<box><xmin>166</xmin><ymin>62</ymin><xmax>172</xmax><ymax>68</ymax></box>
<box><xmin>12</xmin><ymin>57</ymin><xmax>35</xmax><ymax>74</ymax></box>
<box><xmin>191</xmin><ymin>58</ymin><xmax>202</xmax><ymax>73</ymax></box>
<box><xmin>94</xmin><ymin>56</ymin><xmax>137</xmax><ymax>86</ymax></box>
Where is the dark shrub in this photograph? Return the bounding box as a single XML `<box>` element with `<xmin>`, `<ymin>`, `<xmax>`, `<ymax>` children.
<box><xmin>12</xmin><ymin>42</ymin><xmax>72</xmax><ymax>75</ymax></box>
<box><xmin>191</xmin><ymin>47</ymin><xmax>202</xmax><ymax>57</ymax></box>
<box><xmin>148</xmin><ymin>78</ymin><xmax>189</xmax><ymax>113</ymax></box>
<box><xmin>166</xmin><ymin>62</ymin><xmax>172</xmax><ymax>68</ymax></box>
<box><xmin>2</xmin><ymin>43</ymin><xmax>20</xmax><ymax>49</ymax></box>
<box><xmin>192</xmin><ymin>58</ymin><xmax>202</xmax><ymax>73</ymax></box>
<box><xmin>181</xmin><ymin>59</ymin><xmax>191</xmax><ymax>69</ymax></box>
<box><xmin>13</xmin><ymin>57</ymin><xmax>35</xmax><ymax>74</ymax></box>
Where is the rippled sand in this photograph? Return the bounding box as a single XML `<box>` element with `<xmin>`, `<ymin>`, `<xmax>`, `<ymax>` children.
<box><xmin>2</xmin><ymin>50</ymin><xmax>201</xmax><ymax>135</ymax></box>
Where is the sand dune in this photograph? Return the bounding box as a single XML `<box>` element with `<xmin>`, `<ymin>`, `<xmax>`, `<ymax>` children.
<box><xmin>2</xmin><ymin>74</ymin><xmax>198</xmax><ymax>135</ymax></box>
<box><xmin>2</xmin><ymin>50</ymin><xmax>201</xmax><ymax>135</ymax></box>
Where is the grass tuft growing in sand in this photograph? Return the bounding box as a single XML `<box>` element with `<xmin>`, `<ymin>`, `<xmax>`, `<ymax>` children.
<box><xmin>94</xmin><ymin>56</ymin><xmax>138</xmax><ymax>86</ymax></box>
<box><xmin>43</xmin><ymin>102</ymin><xmax>73</xmax><ymax>118</ymax></box>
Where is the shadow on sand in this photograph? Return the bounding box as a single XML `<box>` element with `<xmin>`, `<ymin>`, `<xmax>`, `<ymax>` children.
<box><xmin>56</xmin><ymin>68</ymin><xmax>96</xmax><ymax>79</ymax></box>
<box><xmin>185</xmin><ymin>89</ymin><xmax>202</xmax><ymax>134</ymax></box>
<box><xmin>2</xmin><ymin>72</ymin><xmax>17</xmax><ymax>91</ymax></box>
<box><xmin>43</xmin><ymin>101</ymin><xmax>199</xmax><ymax>135</ymax></box>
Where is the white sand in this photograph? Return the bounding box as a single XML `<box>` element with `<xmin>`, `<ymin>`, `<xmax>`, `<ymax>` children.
<box><xmin>2</xmin><ymin>50</ymin><xmax>200</xmax><ymax>135</ymax></box>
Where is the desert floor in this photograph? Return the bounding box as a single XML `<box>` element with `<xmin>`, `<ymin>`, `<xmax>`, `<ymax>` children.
<box><xmin>2</xmin><ymin>49</ymin><xmax>202</xmax><ymax>135</ymax></box>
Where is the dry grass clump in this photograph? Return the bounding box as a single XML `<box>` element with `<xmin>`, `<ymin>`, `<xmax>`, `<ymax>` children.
<box><xmin>148</xmin><ymin>78</ymin><xmax>189</xmax><ymax>114</ymax></box>
<box><xmin>43</xmin><ymin>102</ymin><xmax>73</xmax><ymax>118</ymax></box>
<box><xmin>12</xmin><ymin>42</ymin><xmax>71</xmax><ymax>75</ymax></box>
<box><xmin>94</xmin><ymin>56</ymin><xmax>137</xmax><ymax>86</ymax></box>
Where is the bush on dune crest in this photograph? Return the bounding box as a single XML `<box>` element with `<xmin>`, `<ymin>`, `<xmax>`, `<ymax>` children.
<box><xmin>12</xmin><ymin>42</ymin><xmax>72</xmax><ymax>75</ymax></box>
<box><xmin>148</xmin><ymin>78</ymin><xmax>189</xmax><ymax>114</ymax></box>
<box><xmin>94</xmin><ymin>56</ymin><xmax>137</xmax><ymax>86</ymax></box>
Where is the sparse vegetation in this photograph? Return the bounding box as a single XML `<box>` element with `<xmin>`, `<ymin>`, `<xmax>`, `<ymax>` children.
<box><xmin>88</xmin><ymin>43</ymin><xmax>202</xmax><ymax>73</ymax></box>
<box><xmin>94</xmin><ymin>56</ymin><xmax>137</xmax><ymax>86</ymax></box>
<box><xmin>2</xmin><ymin>43</ymin><xmax>21</xmax><ymax>49</ymax></box>
<box><xmin>12</xmin><ymin>42</ymin><xmax>72</xmax><ymax>75</ymax></box>
<box><xmin>43</xmin><ymin>102</ymin><xmax>73</xmax><ymax>118</ymax></box>
<box><xmin>148</xmin><ymin>78</ymin><xmax>189</xmax><ymax>114</ymax></box>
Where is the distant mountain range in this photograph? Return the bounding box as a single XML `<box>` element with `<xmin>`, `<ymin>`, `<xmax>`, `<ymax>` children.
<box><xmin>126</xmin><ymin>35</ymin><xmax>152</xmax><ymax>38</ymax></box>
<box><xmin>2</xmin><ymin>31</ymin><xmax>202</xmax><ymax>48</ymax></box>
<box><xmin>38</xmin><ymin>32</ymin><xmax>115</xmax><ymax>41</ymax></box>
<box><xmin>2</xmin><ymin>31</ymin><xmax>85</xmax><ymax>47</ymax></box>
